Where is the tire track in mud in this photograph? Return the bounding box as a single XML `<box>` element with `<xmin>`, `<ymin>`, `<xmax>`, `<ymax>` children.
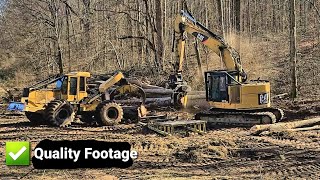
<box><xmin>262</xmin><ymin>161</ymin><xmax>320</xmax><ymax>178</ymax></box>
<box><xmin>133</xmin><ymin>158</ymin><xmax>220</xmax><ymax>169</ymax></box>
<box><xmin>235</xmin><ymin>135</ymin><xmax>320</xmax><ymax>178</ymax></box>
<box><xmin>1</xmin><ymin>117</ymin><xmax>320</xmax><ymax>179</ymax></box>
<box><xmin>0</xmin><ymin>124</ymin><xmax>143</xmax><ymax>141</ymax></box>
<box><xmin>250</xmin><ymin>136</ymin><xmax>320</xmax><ymax>150</ymax></box>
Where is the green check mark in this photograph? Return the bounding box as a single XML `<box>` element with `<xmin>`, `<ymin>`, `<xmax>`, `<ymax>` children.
<box><xmin>6</xmin><ymin>142</ymin><xmax>30</xmax><ymax>166</ymax></box>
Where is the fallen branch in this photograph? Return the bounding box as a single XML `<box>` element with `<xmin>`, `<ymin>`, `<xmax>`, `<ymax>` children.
<box><xmin>272</xmin><ymin>93</ymin><xmax>288</xmax><ymax>99</ymax></box>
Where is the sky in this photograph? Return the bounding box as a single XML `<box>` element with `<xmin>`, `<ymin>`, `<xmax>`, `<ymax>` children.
<box><xmin>0</xmin><ymin>0</ymin><xmax>6</xmax><ymax>15</ymax></box>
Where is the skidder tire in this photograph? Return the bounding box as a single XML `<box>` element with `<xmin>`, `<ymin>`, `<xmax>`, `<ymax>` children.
<box><xmin>45</xmin><ymin>100</ymin><xmax>74</xmax><ymax>127</ymax></box>
<box><xmin>97</xmin><ymin>102</ymin><xmax>123</xmax><ymax>126</ymax></box>
<box><xmin>25</xmin><ymin>112</ymin><xmax>46</xmax><ymax>125</ymax></box>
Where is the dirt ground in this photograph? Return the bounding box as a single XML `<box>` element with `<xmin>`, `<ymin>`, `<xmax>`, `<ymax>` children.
<box><xmin>0</xmin><ymin>108</ymin><xmax>319</xmax><ymax>180</ymax></box>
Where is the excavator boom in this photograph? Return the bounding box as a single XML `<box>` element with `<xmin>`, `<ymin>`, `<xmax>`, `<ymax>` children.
<box><xmin>174</xmin><ymin>10</ymin><xmax>246</xmax><ymax>82</ymax></box>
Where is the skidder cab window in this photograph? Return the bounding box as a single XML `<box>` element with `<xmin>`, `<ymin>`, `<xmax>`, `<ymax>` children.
<box><xmin>80</xmin><ymin>77</ymin><xmax>85</xmax><ymax>91</ymax></box>
<box><xmin>70</xmin><ymin>77</ymin><xmax>77</xmax><ymax>95</ymax></box>
<box><xmin>61</xmin><ymin>77</ymin><xmax>68</xmax><ymax>95</ymax></box>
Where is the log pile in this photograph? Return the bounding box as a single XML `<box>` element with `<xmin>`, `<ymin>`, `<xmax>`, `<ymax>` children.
<box><xmin>89</xmin><ymin>74</ymin><xmax>209</xmax><ymax>109</ymax></box>
<box><xmin>87</xmin><ymin>75</ymin><xmax>174</xmax><ymax>108</ymax></box>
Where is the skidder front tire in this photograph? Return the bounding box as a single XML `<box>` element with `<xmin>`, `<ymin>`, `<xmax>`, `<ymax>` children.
<box><xmin>45</xmin><ymin>100</ymin><xmax>74</xmax><ymax>127</ymax></box>
<box><xmin>97</xmin><ymin>102</ymin><xmax>123</xmax><ymax>126</ymax></box>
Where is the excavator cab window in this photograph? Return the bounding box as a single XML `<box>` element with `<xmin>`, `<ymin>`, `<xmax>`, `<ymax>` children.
<box><xmin>206</xmin><ymin>71</ymin><xmax>228</xmax><ymax>102</ymax></box>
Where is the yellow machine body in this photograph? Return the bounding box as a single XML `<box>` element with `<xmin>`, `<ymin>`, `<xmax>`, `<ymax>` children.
<box><xmin>181</xmin><ymin>76</ymin><xmax>271</xmax><ymax>110</ymax></box>
<box><xmin>207</xmin><ymin>82</ymin><xmax>270</xmax><ymax>110</ymax></box>
<box><xmin>174</xmin><ymin>10</ymin><xmax>272</xmax><ymax>110</ymax></box>
<box><xmin>21</xmin><ymin>72</ymin><xmax>90</xmax><ymax>113</ymax></box>
<box><xmin>20</xmin><ymin>71</ymin><xmax>135</xmax><ymax>114</ymax></box>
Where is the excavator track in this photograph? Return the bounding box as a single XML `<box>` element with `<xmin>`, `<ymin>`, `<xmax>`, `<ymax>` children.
<box><xmin>195</xmin><ymin>108</ymin><xmax>280</xmax><ymax>127</ymax></box>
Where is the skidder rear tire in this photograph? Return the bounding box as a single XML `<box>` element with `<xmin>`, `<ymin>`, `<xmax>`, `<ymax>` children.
<box><xmin>45</xmin><ymin>100</ymin><xmax>74</xmax><ymax>127</ymax></box>
<box><xmin>97</xmin><ymin>102</ymin><xmax>123</xmax><ymax>126</ymax></box>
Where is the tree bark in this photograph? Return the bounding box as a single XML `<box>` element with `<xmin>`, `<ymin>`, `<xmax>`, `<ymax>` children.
<box><xmin>155</xmin><ymin>0</ymin><xmax>164</xmax><ymax>69</ymax></box>
<box><xmin>82</xmin><ymin>0</ymin><xmax>90</xmax><ymax>48</ymax></box>
<box><xmin>290</xmin><ymin>0</ymin><xmax>298</xmax><ymax>99</ymax></box>
<box><xmin>234</xmin><ymin>0</ymin><xmax>240</xmax><ymax>51</ymax></box>
<box><xmin>216</xmin><ymin>0</ymin><xmax>225</xmax><ymax>36</ymax></box>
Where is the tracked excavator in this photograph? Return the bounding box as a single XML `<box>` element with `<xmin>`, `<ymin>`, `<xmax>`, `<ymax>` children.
<box><xmin>170</xmin><ymin>10</ymin><xmax>284</xmax><ymax>126</ymax></box>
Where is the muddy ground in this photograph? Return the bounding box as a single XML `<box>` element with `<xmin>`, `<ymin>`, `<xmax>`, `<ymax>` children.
<box><xmin>0</xmin><ymin>100</ymin><xmax>319</xmax><ymax>180</ymax></box>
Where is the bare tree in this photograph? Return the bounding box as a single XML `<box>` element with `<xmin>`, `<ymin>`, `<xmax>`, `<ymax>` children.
<box><xmin>290</xmin><ymin>0</ymin><xmax>298</xmax><ymax>99</ymax></box>
<box><xmin>234</xmin><ymin>0</ymin><xmax>240</xmax><ymax>51</ymax></box>
<box><xmin>155</xmin><ymin>0</ymin><xmax>164</xmax><ymax>69</ymax></box>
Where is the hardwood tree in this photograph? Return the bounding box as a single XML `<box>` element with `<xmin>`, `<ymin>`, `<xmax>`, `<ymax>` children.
<box><xmin>290</xmin><ymin>0</ymin><xmax>298</xmax><ymax>99</ymax></box>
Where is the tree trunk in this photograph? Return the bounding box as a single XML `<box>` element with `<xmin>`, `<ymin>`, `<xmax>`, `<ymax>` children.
<box><xmin>289</xmin><ymin>0</ymin><xmax>298</xmax><ymax>99</ymax></box>
<box><xmin>234</xmin><ymin>0</ymin><xmax>240</xmax><ymax>52</ymax></box>
<box><xmin>216</xmin><ymin>0</ymin><xmax>225</xmax><ymax>36</ymax></box>
<box><xmin>155</xmin><ymin>0</ymin><xmax>164</xmax><ymax>70</ymax></box>
<box><xmin>82</xmin><ymin>0</ymin><xmax>90</xmax><ymax>48</ymax></box>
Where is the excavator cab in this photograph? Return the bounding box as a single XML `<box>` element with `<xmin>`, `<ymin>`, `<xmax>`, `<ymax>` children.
<box><xmin>205</xmin><ymin>71</ymin><xmax>241</xmax><ymax>103</ymax></box>
<box><xmin>205</xmin><ymin>69</ymin><xmax>272</xmax><ymax>110</ymax></box>
<box><xmin>206</xmin><ymin>71</ymin><xmax>228</xmax><ymax>102</ymax></box>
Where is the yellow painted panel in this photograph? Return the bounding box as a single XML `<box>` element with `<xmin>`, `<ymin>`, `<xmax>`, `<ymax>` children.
<box><xmin>66</xmin><ymin>72</ymin><xmax>90</xmax><ymax>77</ymax></box>
<box><xmin>99</xmin><ymin>72</ymin><xmax>124</xmax><ymax>93</ymax></box>
<box><xmin>240</xmin><ymin>82</ymin><xmax>270</xmax><ymax>94</ymax></box>
<box><xmin>23</xmin><ymin>89</ymin><xmax>60</xmax><ymax>112</ymax></box>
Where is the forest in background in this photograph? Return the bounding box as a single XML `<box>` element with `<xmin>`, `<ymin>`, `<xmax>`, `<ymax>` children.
<box><xmin>0</xmin><ymin>0</ymin><xmax>319</xmax><ymax>98</ymax></box>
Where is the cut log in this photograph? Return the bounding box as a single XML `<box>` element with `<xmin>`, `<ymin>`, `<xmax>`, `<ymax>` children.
<box><xmin>286</xmin><ymin>125</ymin><xmax>320</xmax><ymax>132</ymax></box>
<box><xmin>187</xmin><ymin>91</ymin><xmax>206</xmax><ymax>95</ymax></box>
<box><xmin>145</xmin><ymin>93</ymin><xmax>171</xmax><ymax>98</ymax></box>
<box><xmin>114</xmin><ymin>97</ymin><xmax>172</xmax><ymax>107</ymax></box>
<box><xmin>184</xmin><ymin>94</ymin><xmax>210</xmax><ymax>109</ymax></box>
<box><xmin>146</xmin><ymin>98</ymin><xmax>172</xmax><ymax>108</ymax></box>
<box><xmin>144</xmin><ymin>88</ymin><xmax>173</xmax><ymax>95</ymax></box>
<box><xmin>251</xmin><ymin>117</ymin><xmax>320</xmax><ymax>135</ymax></box>
<box><xmin>127</xmin><ymin>79</ymin><xmax>164</xmax><ymax>89</ymax></box>
<box><xmin>186</xmin><ymin>94</ymin><xmax>206</xmax><ymax>100</ymax></box>
<box><xmin>146</xmin><ymin>97</ymin><xmax>171</xmax><ymax>103</ymax></box>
